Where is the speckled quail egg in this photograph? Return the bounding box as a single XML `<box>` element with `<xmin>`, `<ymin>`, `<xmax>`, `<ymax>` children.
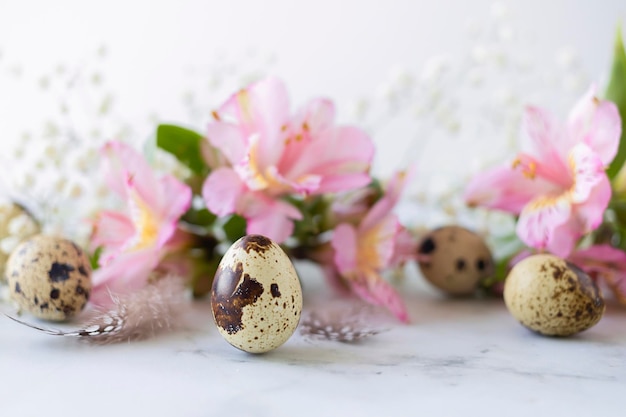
<box><xmin>211</xmin><ymin>235</ymin><xmax>303</xmax><ymax>353</ymax></box>
<box><xmin>6</xmin><ymin>234</ymin><xmax>92</xmax><ymax>321</ymax></box>
<box><xmin>504</xmin><ymin>254</ymin><xmax>605</xmax><ymax>336</ymax></box>
<box><xmin>0</xmin><ymin>202</ymin><xmax>40</xmax><ymax>280</ymax></box>
<box><xmin>417</xmin><ymin>225</ymin><xmax>494</xmax><ymax>295</ymax></box>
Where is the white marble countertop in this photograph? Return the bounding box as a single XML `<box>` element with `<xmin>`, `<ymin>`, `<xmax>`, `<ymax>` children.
<box><xmin>1</xmin><ymin>268</ymin><xmax>624</xmax><ymax>417</ymax></box>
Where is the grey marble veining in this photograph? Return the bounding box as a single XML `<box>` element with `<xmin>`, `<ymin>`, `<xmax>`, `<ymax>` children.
<box><xmin>1</xmin><ymin>275</ymin><xmax>624</xmax><ymax>417</ymax></box>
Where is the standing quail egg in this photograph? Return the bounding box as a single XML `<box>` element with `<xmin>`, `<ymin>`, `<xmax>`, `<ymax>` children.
<box><xmin>6</xmin><ymin>234</ymin><xmax>92</xmax><ymax>321</ymax></box>
<box><xmin>211</xmin><ymin>235</ymin><xmax>303</xmax><ymax>353</ymax></box>
<box><xmin>0</xmin><ymin>202</ymin><xmax>40</xmax><ymax>279</ymax></box>
<box><xmin>504</xmin><ymin>254</ymin><xmax>605</xmax><ymax>336</ymax></box>
<box><xmin>417</xmin><ymin>225</ymin><xmax>493</xmax><ymax>295</ymax></box>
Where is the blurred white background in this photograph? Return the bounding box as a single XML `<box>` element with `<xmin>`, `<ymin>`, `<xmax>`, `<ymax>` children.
<box><xmin>0</xmin><ymin>0</ymin><xmax>625</xmax><ymax>234</ymax></box>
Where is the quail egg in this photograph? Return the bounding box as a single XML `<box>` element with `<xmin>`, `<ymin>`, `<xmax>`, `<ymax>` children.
<box><xmin>6</xmin><ymin>234</ymin><xmax>92</xmax><ymax>321</ymax></box>
<box><xmin>211</xmin><ymin>235</ymin><xmax>303</xmax><ymax>353</ymax></box>
<box><xmin>0</xmin><ymin>202</ymin><xmax>40</xmax><ymax>279</ymax></box>
<box><xmin>417</xmin><ymin>225</ymin><xmax>494</xmax><ymax>295</ymax></box>
<box><xmin>504</xmin><ymin>254</ymin><xmax>605</xmax><ymax>336</ymax></box>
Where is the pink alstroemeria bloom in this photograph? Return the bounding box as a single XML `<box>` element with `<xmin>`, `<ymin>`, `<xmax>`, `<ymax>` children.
<box><xmin>90</xmin><ymin>141</ymin><xmax>192</xmax><ymax>306</ymax></box>
<box><xmin>331</xmin><ymin>171</ymin><xmax>415</xmax><ymax>322</ymax></box>
<box><xmin>464</xmin><ymin>86</ymin><xmax>622</xmax><ymax>257</ymax></box>
<box><xmin>202</xmin><ymin>77</ymin><xmax>375</xmax><ymax>243</ymax></box>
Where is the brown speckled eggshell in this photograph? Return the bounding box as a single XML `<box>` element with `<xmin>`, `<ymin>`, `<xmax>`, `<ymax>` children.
<box><xmin>6</xmin><ymin>235</ymin><xmax>92</xmax><ymax>321</ymax></box>
<box><xmin>417</xmin><ymin>226</ymin><xmax>494</xmax><ymax>295</ymax></box>
<box><xmin>504</xmin><ymin>254</ymin><xmax>605</xmax><ymax>336</ymax></box>
<box><xmin>211</xmin><ymin>235</ymin><xmax>303</xmax><ymax>353</ymax></box>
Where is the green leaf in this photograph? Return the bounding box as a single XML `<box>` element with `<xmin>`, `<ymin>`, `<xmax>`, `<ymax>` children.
<box><xmin>182</xmin><ymin>208</ymin><xmax>217</xmax><ymax>228</ymax></box>
<box><xmin>606</xmin><ymin>24</ymin><xmax>626</xmax><ymax>178</ymax></box>
<box><xmin>222</xmin><ymin>214</ymin><xmax>247</xmax><ymax>242</ymax></box>
<box><xmin>156</xmin><ymin>124</ymin><xmax>208</xmax><ymax>175</ymax></box>
<box><xmin>89</xmin><ymin>246</ymin><xmax>103</xmax><ymax>270</ymax></box>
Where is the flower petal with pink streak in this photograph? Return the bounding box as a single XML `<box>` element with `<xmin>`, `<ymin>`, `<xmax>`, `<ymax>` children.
<box><xmin>281</xmin><ymin>126</ymin><xmax>374</xmax><ymax>194</ymax></box>
<box><xmin>350</xmin><ymin>274</ymin><xmax>409</xmax><ymax>323</ymax></box>
<box><xmin>360</xmin><ymin>170</ymin><xmax>413</xmax><ymax>231</ymax></box>
<box><xmin>464</xmin><ymin>165</ymin><xmax>557</xmax><ymax>213</ymax></box>
<box><xmin>292</xmin><ymin>98</ymin><xmax>336</xmax><ymax>134</ymax></box>
<box><xmin>331</xmin><ymin>223</ymin><xmax>358</xmax><ymax>275</ymax></box>
<box><xmin>516</xmin><ymin>194</ymin><xmax>572</xmax><ymax>254</ymax></box>
<box><xmin>575</xmin><ymin>174</ymin><xmax>612</xmax><ymax>231</ymax></box>
<box><xmin>245</xmin><ymin>199</ymin><xmax>302</xmax><ymax>243</ymax></box>
<box><xmin>568</xmin><ymin>143</ymin><xmax>606</xmax><ymax>204</ymax></box>
<box><xmin>154</xmin><ymin>174</ymin><xmax>192</xmax><ymax>247</ymax></box>
<box><xmin>91</xmin><ymin>248</ymin><xmax>161</xmax><ymax>307</ymax></box>
<box><xmin>205</xmin><ymin>122</ymin><xmax>247</xmax><ymax>166</ymax></box>
<box><xmin>202</xmin><ymin>167</ymin><xmax>246</xmax><ymax>217</ymax></box>
<box><xmin>218</xmin><ymin>77</ymin><xmax>290</xmax><ymax>168</ymax></box>
<box><xmin>101</xmin><ymin>141</ymin><xmax>160</xmax><ymax>207</ymax></box>
<box><xmin>520</xmin><ymin>106</ymin><xmax>568</xmax><ymax>168</ymax></box>
<box><xmin>568</xmin><ymin>85</ymin><xmax>622</xmax><ymax>164</ymax></box>
<box><xmin>91</xmin><ymin>211</ymin><xmax>135</xmax><ymax>252</ymax></box>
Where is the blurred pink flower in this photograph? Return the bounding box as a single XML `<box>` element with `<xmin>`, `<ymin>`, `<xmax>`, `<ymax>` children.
<box><xmin>202</xmin><ymin>77</ymin><xmax>375</xmax><ymax>243</ymax></box>
<box><xmin>90</xmin><ymin>141</ymin><xmax>192</xmax><ymax>306</ymax></box>
<box><xmin>569</xmin><ymin>244</ymin><xmax>626</xmax><ymax>305</ymax></box>
<box><xmin>464</xmin><ymin>86</ymin><xmax>621</xmax><ymax>257</ymax></box>
<box><xmin>331</xmin><ymin>170</ymin><xmax>415</xmax><ymax>322</ymax></box>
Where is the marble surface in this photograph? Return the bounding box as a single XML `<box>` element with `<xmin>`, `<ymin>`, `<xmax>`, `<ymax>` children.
<box><xmin>1</xmin><ymin>268</ymin><xmax>624</xmax><ymax>417</ymax></box>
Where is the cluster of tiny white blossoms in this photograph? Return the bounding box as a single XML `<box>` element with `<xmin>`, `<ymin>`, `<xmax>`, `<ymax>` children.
<box><xmin>348</xmin><ymin>1</ymin><xmax>589</xmax><ymax>257</ymax></box>
<box><xmin>0</xmin><ymin>46</ymin><xmax>132</xmax><ymax>244</ymax></box>
<box><xmin>0</xmin><ymin>2</ymin><xmax>591</xmax><ymax>258</ymax></box>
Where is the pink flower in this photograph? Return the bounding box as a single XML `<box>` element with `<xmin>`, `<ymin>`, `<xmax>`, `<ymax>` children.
<box><xmin>331</xmin><ymin>171</ymin><xmax>415</xmax><ymax>322</ymax></box>
<box><xmin>569</xmin><ymin>244</ymin><xmax>626</xmax><ymax>305</ymax></box>
<box><xmin>90</xmin><ymin>141</ymin><xmax>192</xmax><ymax>306</ymax></box>
<box><xmin>464</xmin><ymin>86</ymin><xmax>621</xmax><ymax>257</ymax></box>
<box><xmin>202</xmin><ymin>77</ymin><xmax>375</xmax><ymax>243</ymax></box>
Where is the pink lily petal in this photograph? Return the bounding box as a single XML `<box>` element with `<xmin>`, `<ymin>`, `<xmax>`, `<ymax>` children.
<box><xmin>101</xmin><ymin>141</ymin><xmax>160</xmax><ymax>207</ymax></box>
<box><xmin>206</xmin><ymin>122</ymin><xmax>247</xmax><ymax>166</ymax></box>
<box><xmin>350</xmin><ymin>273</ymin><xmax>409</xmax><ymax>323</ymax></box>
<box><xmin>91</xmin><ymin>248</ymin><xmax>161</xmax><ymax>306</ymax></box>
<box><xmin>361</xmin><ymin>215</ymin><xmax>399</xmax><ymax>269</ymax></box>
<box><xmin>360</xmin><ymin>169</ymin><xmax>413</xmax><ymax>231</ymax></box>
<box><xmin>202</xmin><ymin>167</ymin><xmax>246</xmax><ymax>217</ymax></box>
<box><xmin>568</xmin><ymin>143</ymin><xmax>606</xmax><ymax>204</ymax></box>
<box><xmin>218</xmin><ymin>77</ymin><xmax>290</xmax><ymax>168</ymax></box>
<box><xmin>292</xmin><ymin>98</ymin><xmax>336</xmax><ymax>134</ymax></box>
<box><xmin>544</xmin><ymin>218</ymin><xmax>579</xmax><ymax>258</ymax></box>
<box><xmin>516</xmin><ymin>194</ymin><xmax>572</xmax><ymax>255</ymax></box>
<box><xmin>331</xmin><ymin>223</ymin><xmax>358</xmax><ymax>275</ymax></box>
<box><xmin>390</xmin><ymin>227</ymin><xmax>418</xmax><ymax>266</ymax></box>
<box><xmin>575</xmin><ymin>175</ymin><xmax>611</xmax><ymax>231</ymax></box>
<box><xmin>464</xmin><ymin>165</ymin><xmax>558</xmax><ymax>213</ymax></box>
<box><xmin>280</xmin><ymin>126</ymin><xmax>374</xmax><ymax>194</ymax></box>
<box><xmin>245</xmin><ymin>199</ymin><xmax>301</xmax><ymax>243</ymax></box>
<box><xmin>91</xmin><ymin>210</ymin><xmax>135</xmax><ymax>252</ymax></box>
<box><xmin>568</xmin><ymin>85</ymin><xmax>622</xmax><ymax>165</ymax></box>
<box><xmin>154</xmin><ymin>174</ymin><xmax>192</xmax><ymax>247</ymax></box>
<box><xmin>520</xmin><ymin>106</ymin><xmax>569</xmax><ymax>169</ymax></box>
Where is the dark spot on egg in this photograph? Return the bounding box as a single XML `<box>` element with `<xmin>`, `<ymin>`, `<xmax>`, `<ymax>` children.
<box><xmin>78</xmin><ymin>265</ymin><xmax>89</xmax><ymax>277</ymax></box>
<box><xmin>211</xmin><ymin>262</ymin><xmax>264</xmax><ymax>335</ymax></box>
<box><xmin>418</xmin><ymin>237</ymin><xmax>436</xmax><ymax>254</ymax></box>
<box><xmin>48</xmin><ymin>262</ymin><xmax>75</xmax><ymax>283</ymax></box>
<box><xmin>476</xmin><ymin>258</ymin><xmax>487</xmax><ymax>271</ymax></box>
<box><xmin>270</xmin><ymin>283</ymin><xmax>281</xmax><ymax>298</ymax></box>
<box><xmin>14</xmin><ymin>282</ymin><xmax>21</xmax><ymax>294</ymax></box>
<box><xmin>455</xmin><ymin>258</ymin><xmax>466</xmax><ymax>271</ymax></box>
<box><xmin>238</xmin><ymin>235</ymin><xmax>273</xmax><ymax>254</ymax></box>
<box><xmin>50</xmin><ymin>288</ymin><xmax>60</xmax><ymax>299</ymax></box>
